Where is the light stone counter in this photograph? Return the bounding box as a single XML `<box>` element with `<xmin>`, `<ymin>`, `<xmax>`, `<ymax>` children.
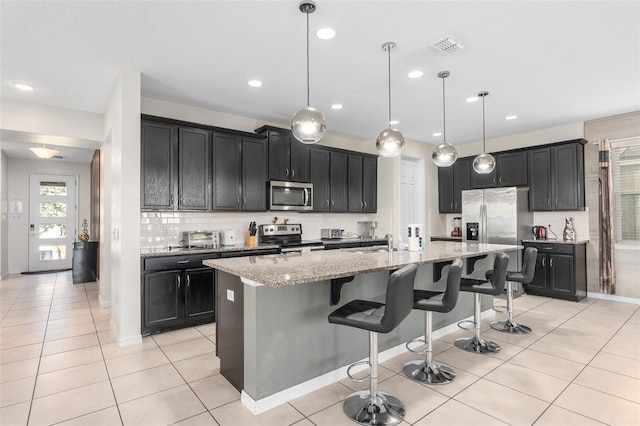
<box><xmin>203</xmin><ymin>241</ymin><xmax>521</xmax><ymax>287</ymax></box>
<box><xmin>521</xmin><ymin>239</ymin><xmax>589</xmax><ymax>245</ymax></box>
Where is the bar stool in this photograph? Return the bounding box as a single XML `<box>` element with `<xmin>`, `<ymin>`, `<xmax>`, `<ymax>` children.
<box><xmin>403</xmin><ymin>258</ymin><xmax>463</xmax><ymax>385</ymax></box>
<box><xmin>455</xmin><ymin>252</ymin><xmax>509</xmax><ymax>354</ymax></box>
<box><xmin>328</xmin><ymin>264</ymin><xmax>418</xmax><ymax>426</ymax></box>
<box><xmin>489</xmin><ymin>247</ymin><xmax>538</xmax><ymax>334</ymax></box>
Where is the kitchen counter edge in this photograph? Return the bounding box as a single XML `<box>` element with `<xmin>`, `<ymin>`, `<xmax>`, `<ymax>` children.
<box><xmin>521</xmin><ymin>239</ymin><xmax>589</xmax><ymax>245</ymax></box>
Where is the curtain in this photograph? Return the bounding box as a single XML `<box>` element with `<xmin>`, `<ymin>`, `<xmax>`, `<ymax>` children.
<box><xmin>598</xmin><ymin>139</ymin><xmax>616</xmax><ymax>294</ymax></box>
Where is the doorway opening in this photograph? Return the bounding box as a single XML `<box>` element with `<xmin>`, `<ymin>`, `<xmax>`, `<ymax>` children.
<box><xmin>400</xmin><ymin>156</ymin><xmax>425</xmax><ymax>242</ymax></box>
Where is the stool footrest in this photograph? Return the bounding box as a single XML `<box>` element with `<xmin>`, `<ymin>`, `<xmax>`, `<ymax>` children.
<box><xmin>457</xmin><ymin>319</ymin><xmax>475</xmax><ymax>333</ymax></box>
<box><xmin>346</xmin><ymin>360</ymin><xmax>371</xmax><ymax>383</ymax></box>
<box><xmin>492</xmin><ymin>304</ymin><xmax>507</xmax><ymax>314</ymax></box>
<box><xmin>405</xmin><ymin>338</ymin><xmax>427</xmax><ymax>354</ymax></box>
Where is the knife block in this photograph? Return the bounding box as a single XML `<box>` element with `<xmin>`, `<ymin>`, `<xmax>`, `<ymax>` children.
<box><xmin>246</xmin><ymin>231</ymin><xmax>257</xmax><ymax>247</ymax></box>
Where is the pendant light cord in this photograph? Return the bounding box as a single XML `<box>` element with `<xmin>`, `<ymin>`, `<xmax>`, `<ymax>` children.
<box><xmin>306</xmin><ymin>9</ymin><xmax>310</xmax><ymax>107</ymax></box>
<box><xmin>482</xmin><ymin>94</ymin><xmax>486</xmax><ymax>152</ymax></box>
<box><xmin>442</xmin><ymin>77</ymin><xmax>446</xmax><ymax>143</ymax></box>
<box><xmin>387</xmin><ymin>46</ymin><xmax>391</xmax><ymax>125</ymax></box>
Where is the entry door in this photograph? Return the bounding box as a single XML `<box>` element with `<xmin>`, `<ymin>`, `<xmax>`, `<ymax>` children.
<box><xmin>29</xmin><ymin>174</ymin><xmax>77</xmax><ymax>271</ymax></box>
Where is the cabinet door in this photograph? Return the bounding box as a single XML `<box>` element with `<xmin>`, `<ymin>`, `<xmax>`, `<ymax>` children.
<box><xmin>242</xmin><ymin>137</ymin><xmax>268</xmax><ymax>211</ymax></box>
<box><xmin>347</xmin><ymin>155</ymin><xmax>364</xmax><ymax>212</ymax></box>
<box><xmin>527</xmin><ymin>252</ymin><xmax>547</xmax><ymax>292</ymax></box>
<box><xmin>212</xmin><ymin>133</ymin><xmax>241</xmax><ymax>210</ymax></box>
<box><xmin>329</xmin><ymin>152</ymin><xmax>348</xmax><ymax>212</ymax></box>
<box><xmin>471</xmin><ymin>163</ymin><xmax>497</xmax><ymax>189</ymax></box>
<box><xmin>185</xmin><ymin>268</ymin><xmax>215</xmax><ymax>319</ymax></box>
<box><xmin>553</xmin><ymin>144</ymin><xmax>580</xmax><ymax>210</ymax></box>
<box><xmin>178</xmin><ymin>128</ymin><xmax>210</xmax><ymax>210</ymax></box>
<box><xmin>141</xmin><ymin>122</ymin><xmax>177</xmax><ymax>209</ymax></box>
<box><xmin>310</xmin><ymin>148</ymin><xmax>330</xmax><ymax>212</ymax></box>
<box><xmin>144</xmin><ymin>270</ymin><xmax>182</xmax><ymax>329</ymax></box>
<box><xmin>497</xmin><ymin>151</ymin><xmax>528</xmax><ymax>187</ymax></box>
<box><xmin>549</xmin><ymin>254</ymin><xmax>574</xmax><ymax>295</ymax></box>
<box><xmin>453</xmin><ymin>157</ymin><xmax>472</xmax><ymax>212</ymax></box>
<box><xmin>290</xmin><ymin>140</ymin><xmax>310</xmax><ymax>183</ymax></box>
<box><xmin>438</xmin><ymin>166</ymin><xmax>455</xmax><ymax>213</ymax></box>
<box><xmin>528</xmin><ymin>148</ymin><xmax>552</xmax><ymax>211</ymax></box>
<box><xmin>362</xmin><ymin>156</ymin><xmax>377</xmax><ymax>213</ymax></box>
<box><xmin>268</xmin><ymin>131</ymin><xmax>290</xmax><ymax>181</ymax></box>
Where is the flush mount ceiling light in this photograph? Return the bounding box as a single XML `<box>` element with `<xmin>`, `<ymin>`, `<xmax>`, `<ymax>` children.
<box><xmin>376</xmin><ymin>42</ymin><xmax>405</xmax><ymax>158</ymax></box>
<box><xmin>247</xmin><ymin>80</ymin><xmax>263</xmax><ymax>87</ymax></box>
<box><xmin>30</xmin><ymin>144</ymin><xmax>59</xmax><ymax>160</ymax></box>
<box><xmin>13</xmin><ymin>81</ymin><xmax>35</xmax><ymax>91</ymax></box>
<box><xmin>291</xmin><ymin>0</ymin><xmax>326</xmax><ymax>144</ymax></box>
<box><xmin>331</xmin><ymin>104</ymin><xmax>343</xmax><ymax>110</ymax></box>
<box><xmin>465</xmin><ymin>96</ymin><xmax>479</xmax><ymax>103</ymax></box>
<box><xmin>472</xmin><ymin>91</ymin><xmax>496</xmax><ymax>174</ymax></box>
<box><xmin>432</xmin><ymin>70</ymin><xmax>458</xmax><ymax>167</ymax></box>
<box><xmin>408</xmin><ymin>70</ymin><xmax>423</xmax><ymax>79</ymax></box>
<box><xmin>316</xmin><ymin>27</ymin><xmax>335</xmax><ymax>40</ymax></box>
<box><xmin>505</xmin><ymin>115</ymin><xmax>518</xmax><ymax>120</ymax></box>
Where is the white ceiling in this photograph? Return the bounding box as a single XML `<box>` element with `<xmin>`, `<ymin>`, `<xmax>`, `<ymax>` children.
<box><xmin>1</xmin><ymin>1</ymin><xmax>639</xmax><ymax>162</ymax></box>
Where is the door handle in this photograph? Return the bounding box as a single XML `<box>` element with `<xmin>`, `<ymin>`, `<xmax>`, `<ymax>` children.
<box><xmin>285</xmin><ymin>168</ymin><xmax>289</xmax><ymax>176</ymax></box>
<box><xmin>186</xmin><ymin>275</ymin><xmax>190</xmax><ymax>288</ymax></box>
<box><xmin>177</xmin><ymin>275</ymin><xmax>181</xmax><ymax>289</ymax></box>
<box><xmin>291</xmin><ymin>169</ymin><xmax>295</xmax><ymax>178</ymax></box>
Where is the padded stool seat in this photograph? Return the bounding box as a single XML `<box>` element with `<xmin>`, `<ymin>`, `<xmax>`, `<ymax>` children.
<box><xmin>328</xmin><ymin>264</ymin><xmax>417</xmax><ymax>426</ymax></box>
<box><xmin>455</xmin><ymin>252</ymin><xmax>509</xmax><ymax>354</ymax></box>
<box><xmin>489</xmin><ymin>247</ymin><xmax>538</xmax><ymax>334</ymax></box>
<box><xmin>403</xmin><ymin>258</ymin><xmax>463</xmax><ymax>385</ymax></box>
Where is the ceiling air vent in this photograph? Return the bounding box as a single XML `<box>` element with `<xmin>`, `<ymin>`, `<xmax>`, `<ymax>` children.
<box><xmin>52</xmin><ymin>155</ymin><xmax>64</xmax><ymax>159</ymax></box>
<box><xmin>431</xmin><ymin>36</ymin><xmax>465</xmax><ymax>55</ymax></box>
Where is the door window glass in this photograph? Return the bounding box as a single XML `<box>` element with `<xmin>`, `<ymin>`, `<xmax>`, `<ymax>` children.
<box><xmin>40</xmin><ymin>202</ymin><xmax>67</xmax><ymax>217</ymax></box>
<box><xmin>38</xmin><ymin>245</ymin><xmax>67</xmax><ymax>261</ymax></box>
<box><xmin>39</xmin><ymin>224</ymin><xmax>67</xmax><ymax>239</ymax></box>
<box><xmin>39</xmin><ymin>181</ymin><xmax>67</xmax><ymax>196</ymax></box>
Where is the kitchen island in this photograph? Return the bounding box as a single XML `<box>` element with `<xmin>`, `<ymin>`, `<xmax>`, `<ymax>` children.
<box><xmin>203</xmin><ymin>241</ymin><xmax>521</xmax><ymax>414</ymax></box>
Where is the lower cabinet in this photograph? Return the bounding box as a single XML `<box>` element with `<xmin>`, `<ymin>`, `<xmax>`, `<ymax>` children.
<box><xmin>141</xmin><ymin>254</ymin><xmax>219</xmax><ymax>335</ymax></box>
<box><xmin>523</xmin><ymin>242</ymin><xmax>586</xmax><ymax>301</ymax></box>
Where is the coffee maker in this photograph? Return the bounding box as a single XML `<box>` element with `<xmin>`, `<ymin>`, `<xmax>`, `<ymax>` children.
<box><xmin>451</xmin><ymin>217</ymin><xmax>462</xmax><ymax>237</ymax></box>
<box><xmin>357</xmin><ymin>221</ymin><xmax>377</xmax><ymax>238</ymax></box>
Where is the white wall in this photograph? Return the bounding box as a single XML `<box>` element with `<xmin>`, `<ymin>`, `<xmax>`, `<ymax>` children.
<box><xmin>0</xmin><ymin>151</ymin><xmax>8</xmax><ymax>278</ymax></box>
<box><xmin>5</xmin><ymin>158</ymin><xmax>91</xmax><ymax>274</ymax></box>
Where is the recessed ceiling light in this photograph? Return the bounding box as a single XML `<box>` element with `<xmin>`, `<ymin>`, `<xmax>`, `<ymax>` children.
<box><xmin>465</xmin><ymin>96</ymin><xmax>479</xmax><ymax>103</ymax></box>
<box><xmin>389</xmin><ymin>120</ymin><xmax>399</xmax><ymax>125</ymax></box>
<box><xmin>248</xmin><ymin>80</ymin><xmax>262</xmax><ymax>87</ymax></box>
<box><xmin>432</xmin><ymin>132</ymin><xmax>442</xmax><ymax>137</ymax></box>
<box><xmin>408</xmin><ymin>70</ymin><xmax>423</xmax><ymax>79</ymax></box>
<box><xmin>13</xmin><ymin>82</ymin><xmax>35</xmax><ymax>91</ymax></box>
<box><xmin>316</xmin><ymin>28</ymin><xmax>336</xmax><ymax>40</ymax></box>
<box><xmin>331</xmin><ymin>104</ymin><xmax>343</xmax><ymax>110</ymax></box>
<box><xmin>505</xmin><ymin>115</ymin><xmax>518</xmax><ymax>120</ymax></box>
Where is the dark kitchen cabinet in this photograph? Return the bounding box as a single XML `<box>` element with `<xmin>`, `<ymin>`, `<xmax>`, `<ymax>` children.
<box><xmin>212</xmin><ymin>133</ymin><xmax>268</xmax><ymax>211</ymax></box>
<box><xmin>471</xmin><ymin>151</ymin><xmax>527</xmax><ymax>189</ymax></box>
<box><xmin>141</xmin><ymin>254</ymin><xmax>218</xmax><ymax>335</ymax></box>
<box><xmin>528</xmin><ymin>140</ymin><xmax>585</xmax><ymax>211</ymax></box>
<box><xmin>310</xmin><ymin>147</ymin><xmax>330</xmax><ymax>212</ymax></box>
<box><xmin>256</xmin><ymin>126</ymin><xmax>310</xmax><ymax>183</ymax></box>
<box><xmin>523</xmin><ymin>242</ymin><xmax>586</xmax><ymax>301</ymax></box>
<box><xmin>141</xmin><ymin>121</ymin><xmax>177</xmax><ymax>209</ymax></box>
<box><xmin>178</xmin><ymin>127</ymin><xmax>211</xmax><ymax>210</ymax></box>
<box><xmin>348</xmin><ymin>154</ymin><xmax>377</xmax><ymax>213</ymax></box>
<box><xmin>438</xmin><ymin>157</ymin><xmax>472</xmax><ymax>213</ymax></box>
<box><xmin>329</xmin><ymin>151</ymin><xmax>348</xmax><ymax>212</ymax></box>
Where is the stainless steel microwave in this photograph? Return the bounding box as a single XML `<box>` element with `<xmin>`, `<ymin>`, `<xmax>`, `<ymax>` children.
<box><xmin>269</xmin><ymin>181</ymin><xmax>313</xmax><ymax>211</ymax></box>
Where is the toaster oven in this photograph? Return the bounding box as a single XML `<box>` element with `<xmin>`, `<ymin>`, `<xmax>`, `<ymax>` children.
<box><xmin>182</xmin><ymin>230</ymin><xmax>218</xmax><ymax>248</ymax></box>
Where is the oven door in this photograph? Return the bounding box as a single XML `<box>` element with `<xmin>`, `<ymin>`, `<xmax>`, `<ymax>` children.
<box><xmin>270</xmin><ymin>181</ymin><xmax>313</xmax><ymax>211</ymax></box>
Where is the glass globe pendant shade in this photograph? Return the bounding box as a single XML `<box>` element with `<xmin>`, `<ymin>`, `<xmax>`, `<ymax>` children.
<box><xmin>291</xmin><ymin>106</ymin><xmax>326</xmax><ymax>144</ymax></box>
<box><xmin>472</xmin><ymin>153</ymin><xmax>496</xmax><ymax>174</ymax></box>
<box><xmin>432</xmin><ymin>142</ymin><xmax>458</xmax><ymax>167</ymax></box>
<box><xmin>376</xmin><ymin>128</ymin><xmax>405</xmax><ymax>157</ymax></box>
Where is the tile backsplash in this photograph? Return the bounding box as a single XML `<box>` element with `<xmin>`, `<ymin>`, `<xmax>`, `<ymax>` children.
<box><xmin>140</xmin><ymin>211</ymin><xmax>383</xmax><ymax>249</ymax></box>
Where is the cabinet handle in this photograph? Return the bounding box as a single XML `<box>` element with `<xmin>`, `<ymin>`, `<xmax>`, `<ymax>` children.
<box><xmin>555</xmin><ymin>198</ymin><xmax>558</xmax><ymax>207</ymax></box>
<box><xmin>550</xmin><ymin>258</ymin><xmax>554</xmax><ymax>267</ymax></box>
<box><xmin>450</xmin><ymin>203</ymin><xmax>454</xmax><ymax>209</ymax></box>
<box><xmin>455</xmin><ymin>202</ymin><xmax>458</xmax><ymax>210</ymax></box>
<box><xmin>542</xmin><ymin>258</ymin><xmax>545</xmax><ymax>267</ymax></box>
<box><xmin>291</xmin><ymin>169</ymin><xmax>295</xmax><ymax>178</ymax></box>
<box><xmin>326</xmin><ymin>200</ymin><xmax>330</xmax><ymax>207</ymax></box>
<box><xmin>243</xmin><ymin>197</ymin><xmax>247</xmax><ymax>205</ymax></box>
<box><xmin>363</xmin><ymin>201</ymin><xmax>367</xmax><ymax>209</ymax></box>
<box><xmin>360</xmin><ymin>201</ymin><xmax>364</xmax><ymax>208</ymax></box>
<box><xmin>285</xmin><ymin>168</ymin><xmax>289</xmax><ymax>176</ymax></box>
<box><xmin>177</xmin><ymin>275</ymin><xmax>181</xmax><ymax>289</ymax></box>
<box><xmin>186</xmin><ymin>275</ymin><xmax>190</xmax><ymax>288</ymax></box>
<box><xmin>548</xmin><ymin>199</ymin><xmax>551</xmax><ymax>207</ymax></box>
<box><xmin>176</xmin><ymin>260</ymin><xmax>189</xmax><ymax>264</ymax></box>
<box><xmin>499</xmin><ymin>176</ymin><xmax>503</xmax><ymax>184</ymax></box>
<box><xmin>236</xmin><ymin>196</ymin><xmax>240</xmax><ymax>206</ymax></box>
<box><xmin>331</xmin><ymin>200</ymin><xmax>335</xmax><ymax>207</ymax></box>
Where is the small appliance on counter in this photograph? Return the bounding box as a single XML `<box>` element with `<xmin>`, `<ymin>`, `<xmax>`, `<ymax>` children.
<box><xmin>356</xmin><ymin>221</ymin><xmax>377</xmax><ymax>238</ymax></box>
<box><xmin>451</xmin><ymin>217</ymin><xmax>462</xmax><ymax>237</ymax></box>
<box><xmin>220</xmin><ymin>230</ymin><xmax>236</xmax><ymax>246</ymax></box>
<box><xmin>321</xmin><ymin>228</ymin><xmax>342</xmax><ymax>239</ymax></box>
<box><xmin>531</xmin><ymin>226</ymin><xmax>547</xmax><ymax>240</ymax></box>
<box><xmin>182</xmin><ymin>230</ymin><xmax>218</xmax><ymax>248</ymax></box>
<box><xmin>407</xmin><ymin>223</ymin><xmax>423</xmax><ymax>251</ymax></box>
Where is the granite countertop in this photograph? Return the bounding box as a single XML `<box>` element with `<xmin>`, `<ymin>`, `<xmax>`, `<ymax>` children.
<box><xmin>203</xmin><ymin>241</ymin><xmax>522</xmax><ymax>288</ymax></box>
<box><xmin>521</xmin><ymin>239</ymin><xmax>589</xmax><ymax>245</ymax></box>
<box><xmin>140</xmin><ymin>243</ymin><xmax>280</xmax><ymax>258</ymax></box>
<box><xmin>322</xmin><ymin>237</ymin><xmax>388</xmax><ymax>246</ymax></box>
<box><xmin>430</xmin><ymin>236</ymin><xmax>463</xmax><ymax>241</ymax></box>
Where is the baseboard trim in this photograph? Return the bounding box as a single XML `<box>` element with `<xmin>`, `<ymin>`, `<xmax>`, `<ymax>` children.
<box><xmin>118</xmin><ymin>334</ymin><xmax>143</xmax><ymax>348</ymax></box>
<box><xmin>587</xmin><ymin>291</ymin><xmax>640</xmax><ymax>305</ymax></box>
<box><xmin>98</xmin><ymin>293</ymin><xmax>111</xmax><ymax>308</ymax></box>
<box><xmin>240</xmin><ymin>308</ymin><xmax>493</xmax><ymax>414</ymax></box>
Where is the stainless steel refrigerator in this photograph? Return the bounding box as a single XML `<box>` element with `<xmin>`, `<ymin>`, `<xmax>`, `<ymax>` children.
<box><xmin>462</xmin><ymin>187</ymin><xmax>532</xmax><ymax>280</ymax></box>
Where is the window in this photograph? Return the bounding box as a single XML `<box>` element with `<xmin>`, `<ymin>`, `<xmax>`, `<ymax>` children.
<box><xmin>612</xmin><ymin>138</ymin><xmax>640</xmax><ymax>245</ymax></box>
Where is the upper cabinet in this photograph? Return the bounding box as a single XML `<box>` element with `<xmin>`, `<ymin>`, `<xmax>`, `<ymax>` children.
<box><xmin>528</xmin><ymin>140</ymin><xmax>585</xmax><ymax>211</ymax></box>
<box><xmin>438</xmin><ymin>156</ymin><xmax>471</xmax><ymax>213</ymax></box>
<box><xmin>256</xmin><ymin>126</ymin><xmax>310</xmax><ymax>183</ymax></box>
<box><xmin>141</xmin><ymin>121</ymin><xmax>177</xmax><ymax>210</ymax></box>
<box><xmin>178</xmin><ymin>127</ymin><xmax>211</xmax><ymax>210</ymax></box>
<box><xmin>470</xmin><ymin>151</ymin><xmax>528</xmax><ymax>188</ymax></box>
<box><xmin>310</xmin><ymin>148</ymin><xmax>330</xmax><ymax>212</ymax></box>
<box><xmin>347</xmin><ymin>154</ymin><xmax>378</xmax><ymax>213</ymax></box>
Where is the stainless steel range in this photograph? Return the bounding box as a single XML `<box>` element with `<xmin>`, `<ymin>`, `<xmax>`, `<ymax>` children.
<box><xmin>258</xmin><ymin>224</ymin><xmax>324</xmax><ymax>253</ymax></box>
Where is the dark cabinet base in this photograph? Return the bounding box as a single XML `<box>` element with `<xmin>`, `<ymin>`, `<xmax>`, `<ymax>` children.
<box><xmin>72</xmin><ymin>241</ymin><xmax>98</xmax><ymax>284</ymax></box>
<box><xmin>523</xmin><ymin>242</ymin><xmax>586</xmax><ymax>301</ymax></box>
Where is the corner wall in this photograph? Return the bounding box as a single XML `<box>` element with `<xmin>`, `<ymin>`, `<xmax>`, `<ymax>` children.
<box><xmin>0</xmin><ymin>151</ymin><xmax>8</xmax><ymax>278</ymax></box>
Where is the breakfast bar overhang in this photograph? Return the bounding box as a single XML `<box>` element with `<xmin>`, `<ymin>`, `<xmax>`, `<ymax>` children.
<box><xmin>203</xmin><ymin>241</ymin><xmax>522</xmax><ymax>414</ymax></box>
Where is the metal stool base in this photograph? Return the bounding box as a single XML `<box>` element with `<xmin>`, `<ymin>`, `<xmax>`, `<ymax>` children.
<box><xmin>343</xmin><ymin>391</ymin><xmax>405</xmax><ymax>426</ymax></box>
<box><xmin>455</xmin><ymin>337</ymin><xmax>501</xmax><ymax>354</ymax></box>
<box><xmin>490</xmin><ymin>320</ymin><xmax>532</xmax><ymax>334</ymax></box>
<box><xmin>403</xmin><ymin>360</ymin><xmax>455</xmax><ymax>384</ymax></box>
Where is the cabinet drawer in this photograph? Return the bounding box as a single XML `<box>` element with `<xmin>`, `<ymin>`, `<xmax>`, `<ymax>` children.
<box><xmin>144</xmin><ymin>253</ymin><xmax>220</xmax><ymax>272</ymax></box>
<box><xmin>525</xmin><ymin>243</ymin><xmax>573</xmax><ymax>255</ymax></box>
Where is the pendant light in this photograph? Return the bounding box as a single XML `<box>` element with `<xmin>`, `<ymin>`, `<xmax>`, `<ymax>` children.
<box><xmin>472</xmin><ymin>91</ymin><xmax>496</xmax><ymax>174</ymax></box>
<box><xmin>291</xmin><ymin>1</ymin><xmax>326</xmax><ymax>144</ymax></box>
<box><xmin>376</xmin><ymin>42</ymin><xmax>405</xmax><ymax>158</ymax></box>
<box><xmin>30</xmin><ymin>144</ymin><xmax>59</xmax><ymax>160</ymax></box>
<box><xmin>431</xmin><ymin>71</ymin><xmax>458</xmax><ymax>167</ymax></box>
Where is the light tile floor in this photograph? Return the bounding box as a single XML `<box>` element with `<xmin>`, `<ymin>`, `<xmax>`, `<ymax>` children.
<box><xmin>1</xmin><ymin>271</ymin><xmax>639</xmax><ymax>425</ymax></box>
